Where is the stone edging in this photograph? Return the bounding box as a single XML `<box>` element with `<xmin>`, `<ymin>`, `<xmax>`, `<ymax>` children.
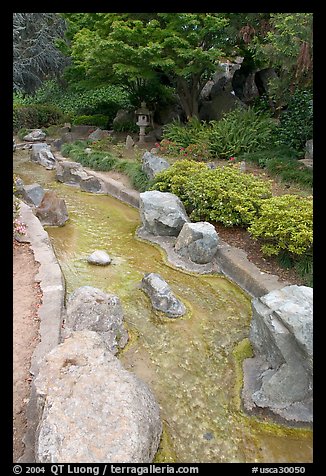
<box><xmin>17</xmin><ymin>201</ymin><xmax>65</xmax><ymax>463</ymax></box>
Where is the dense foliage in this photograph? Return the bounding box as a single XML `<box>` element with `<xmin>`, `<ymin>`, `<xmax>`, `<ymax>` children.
<box><xmin>161</xmin><ymin>108</ymin><xmax>276</xmax><ymax>159</ymax></box>
<box><xmin>63</xmin><ymin>13</ymin><xmax>232</xmax><ymax>119</ymax></box>
<box><xmin>13</xmin><ymin>13</ymin><xmax>68</xmax><ymax>94</ymax></box>
<box><xmin>13</xmin><ymin>104</ymin><xmax>64</xmax><ymax>132</ymax></box>
<box><xmin>273</xmin><ymin>89</ymin><xmax>313</xmax><ymax>153</ymax></box>
<box><xmin>248</xmin><ymin>194</ymin><xmax>313</xmax><ymax>257</ymax></box>
<box><xmin>14</xmin><ymin>80</ymin><xmax>131</xmax><ymax>126</ymax></box>
<box><xmin>152</xmin><ymin>160</ymin><xmax>272</xmax><ymax>226</ymax></box>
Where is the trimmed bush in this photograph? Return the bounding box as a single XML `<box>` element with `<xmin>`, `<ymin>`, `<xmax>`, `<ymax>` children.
<box><xmin>13</xmin><ymin>104</ymin><xmax>64</xmax><ymax>132</ymax></box>
<box><xmin>153</xmin><ymin>160</ymin><xmax>272</xmax><ymax>227</ymax></box>
<box><xmin>248</xmin><ymin>194</ymin><xmax>313</xmax><ymax>256</ymax></box>
<box><xmin>73</xmin><ymin>114</ymin><xmax>109</xmax><ymax>129</ymax></box>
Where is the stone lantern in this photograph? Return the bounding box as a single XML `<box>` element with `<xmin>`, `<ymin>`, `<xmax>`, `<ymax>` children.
<box><xmin>136</xmin><ymin>101</ymin><xmax>152</xmax><ymax>145</ymax></box>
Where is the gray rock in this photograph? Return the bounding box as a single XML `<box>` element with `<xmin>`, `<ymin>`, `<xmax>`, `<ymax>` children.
<box><xmin>87</xmin><ymin>250</ymin><xmax>111</xmax><ymax>266</ymax></box>
<box><xmin>113</xmin><ymin>109</ymin><xmax>135</xmax><ymax>126</ymax></box>
<box><xmin>142</xmin><ymin>151</ymin><xmax>170</xmax><ymax>179</ymax></box>
<box><xmin>199</xmin><ymin>91</ymin><xmax>246</xmax><ymax>122</ymax></box>
<box><xmin>56</xmin><ymin>161</ymin><xmax>89</xmax><ymax>185</ymax></box>
<box><xmin>139</xmin><ymin>191</ymin><xmax>189</xmax><ymax>236</ymax></box>
<box><xmin>305</xmin><ymin>139</ymin><xmax>313</xmax><ymax>160</ymax></box>
<box><xmin>141</xmin><ymin>273</ymin><xmax>186</xmax><ymax>318</ymax></box>
<box><xmin>255</xmin><ymin>68</ymin><xmax>278</xmax><ymax>95</ymax></box>
<box><xmin>84</xmin><ymin>147</ymin><xmax>92</xmax><ymax>154</ymax></box>
<box><xmin>23</xmin><ymin>129</ymin><xmax>46</xmax><ymax>141</ymax></box>
<box><xmin>65</xmin><ymin>286</ymin><xmax>128</xmax><ymax>354</ymax></box>
<box><xmin>125</xmin><ymin>135</ymin><xmax>135</xmax><ymax>149</ymax></box>
<box><xmin>34</xmin><ymin>330</ymin><xmax>162</xmax><ymax>463</ymax></box>
<box><xmin>88</xmin><ymin>128</ymin><xmax>110</xmax><ymax>141</ymax></box>
<box><xmin>30</xmin><ymin>144</ymin><xmax>56</xmax><ymax>169</ymax></box>
<box><xmin>22</xmin><ymin>183</ymin><xmax>45</xmax><ymax>207</ymax></box>
<box><xmin>242</xmin><ymin>285</ymin><xmax>313</xmax><ymax>424</ymax></box>
<box><xmin>80</xmin><ymin>176</ymin><xmax>103</xmax><ymax>193</ymax></box>
<box><xmin>175</xmin><ymin>222</ymin><xmax>219</xmax><ymax>264</ymax></box>
<box><xmin>35</xmin><ymin>190</ymin><xmax>69</xmax><ymax>226</ymax></box>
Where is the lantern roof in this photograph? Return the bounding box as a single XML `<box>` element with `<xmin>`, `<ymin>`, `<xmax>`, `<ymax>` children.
<box><xmin>136</xmin><ymin>101</ymin><xmax>151</xmax><ymax>115</ymax></box>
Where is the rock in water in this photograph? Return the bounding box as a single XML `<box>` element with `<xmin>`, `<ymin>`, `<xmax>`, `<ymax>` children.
<box><xmin>34</xmin><ymin>330</ymin><xmax>162</xmax><ymax>463</ymax></box>
<box><xmin>35</xmin><ymin>190</ymin><xmax>69</xmax><ymax>226</ymax></box>
<box><xmin>242</xmin><ymin>285</ymin><xmax>313</xmax><ymax>424</ymax></box>
<box><xmin>141</xmin><ymin>273</ymin><xmax>186</xmax><ymax>318</ymax></box>
<box><xmin>87</xmin><ymin>250</ymin><xmax>111</xmax><ymax>266</ymax></box>
<box><xmin>65</xmin><ymin>286</ymin><xmax>128</xmax><ymax>354</ymax></box>
<box><xmin>139</xmin><ymin>191</ymin><xmax>189</xmax><ymax>236</ymax></box>
<box><xmin>175</xmin><ymin>222</ymin><xmax>219</xmax><ymax>264</ymax></box>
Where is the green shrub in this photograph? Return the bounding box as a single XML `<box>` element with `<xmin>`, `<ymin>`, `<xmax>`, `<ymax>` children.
<box><xmin>73</xmin><ymin>114</ymin><xmax>109</xmax><ymax>128</ymax></box>
<box><xmin>248</xmin><ymin>194</ymin><xmax>313</xmax><ymax>256</ymax></box>
<box><xmin>265</xmin><ymin>158</ymin><xmax>313</xmax><ymax>188</ymax></box>
<box><xmin>61</xmin><ymin>140</ymin><xmax>149</xmax><ymax>192</ymax></box>
<box><xmin>13</xmin><ymin>104</ymin><xmax>64</xmax><ymax>132</ymax></box>
<box><xmin>14</xmin><ymin>80</ymin><xmax>132</xmax><ymax>126</ymax></box>
<box><xmin>163</xmin><ymin>117</ymin><xmax>210</xmax><ymax>149</ymax></box>
<box><xmin>112</xmin><ymin>120</ymin><xmax>138</xmax><ymax>133</ymax></box>
<box><xmin>153</xmin><ymin>160</ymin><xmax>272</xmax><ymax>227</ymax></box>
<box><xmin>208</xmin><ymin>108</ymin><xmax>276</xmax><ymax>159</ymax></box>
<box><xmin>238</xmin><ymin>146</ymin><xmax>313</xmax><ymax>189</ymax></box>
<box><xmin>274</xmin><ymin>88</ymin><xmax>313</xmax><ymax>154</ymax></box>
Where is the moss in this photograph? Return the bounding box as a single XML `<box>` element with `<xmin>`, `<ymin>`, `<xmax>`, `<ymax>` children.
<box><xmin>153</xmin><ymin>423</ymin><xmax>177</xmax><ymax>463</ymax></box>
<box><xmin>231</xmin><ymin>338</ymin><xmax>253</xmax><ymax>411</ymax></box>
<box><xmin>231</xmin><ymin>338</ymin><xmax>312</xmax><ymax>441</ymax></box>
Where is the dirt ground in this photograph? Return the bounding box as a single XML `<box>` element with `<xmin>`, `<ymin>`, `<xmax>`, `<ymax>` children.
<box><xmin>13</xmin><ymin>241</ymin><xmax>42</xmax><ymax>462</ymax></box>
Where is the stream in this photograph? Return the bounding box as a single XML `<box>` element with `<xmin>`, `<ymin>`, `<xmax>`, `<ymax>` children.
<box><xmin>14</xmin><ymin>151</ymin><xmax>313</xmax><ymax>463</ymax></box>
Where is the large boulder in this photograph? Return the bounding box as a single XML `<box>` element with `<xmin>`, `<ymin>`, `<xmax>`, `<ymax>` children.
<box><xmin>65</xmin><ymin>286</ymin><xmax>128</xmax><ymax>354</ymax></box>
<box><xmin>34</xmin><ymin>330</ymin><xmax>162</xmax><ymax>463</ymax></box>
<box><xmin>175</xmin><ymin>222</ymin><xmax>219</xmax><ymax>264</ymax></box>
<box><xmin>141</xmin><ymin>151</ymin><xmax>170</xmax><ymax>179</ymax></box>
<box><xmin>88</xmin><ymin>128</ymin><xmax>110</xmax><ymax>141</ymax></box>
<box><xmin>30</xmin><ymin>144</ymin><xmax>56</xmax><ymax>169</ymax></box>
<box><xmin>139</xmin><ymin>191</ymin><xmax>189</xmax><ymax>236</ymax></box>
<box><xmin>23</xmin><ymin>129</ymin><xmax>46</xmax><ymax>142</ymax></box>
<box><xmin>35</xmin><ymin>190</ymin><xmax>69</xmax><ymax>226</ymax></box>
<box><xmin>242</xmin><ymin>285</ymin><xmax>313</xmax><ymax>424</ymax></box>
<box><xmin>199</xmin><ymin>90</ymin><xmax>246</xmax><ymax>122</ymax></box>
<box><xmin>141</xmin><ymin>273</ymin><xmax>186</xmax><ymax>318</ymax></box>
<box><xmin>55</xmin><ymin>160</ymin><xmax>89</xmax><ymax>185</ymax></box>
<box><xmin>21</xmin><ymin>183</ymin><xmax>45</xmax><ymax>207</ymax></box>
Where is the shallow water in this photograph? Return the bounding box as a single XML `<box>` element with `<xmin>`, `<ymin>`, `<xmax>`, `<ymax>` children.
<box><xmin>14</xmin><ymin>152</ymin><xmax>312</xmax><ymax>463</ymax></box>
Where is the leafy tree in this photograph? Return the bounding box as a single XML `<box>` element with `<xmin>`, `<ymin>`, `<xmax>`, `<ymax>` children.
<box><xmin>64</xmin><ymin>13</ymin><xmax>232</xmax><ymax>119</ymax></box>
<box><xmin>248</xmin><ymin>13</ymin><xmax>313</xmax><ymax>110</ymax></box>
<box><xmin>13</xmin><ymin>13</ymin><xmax>68</xmax><ymax>94</ymax></box>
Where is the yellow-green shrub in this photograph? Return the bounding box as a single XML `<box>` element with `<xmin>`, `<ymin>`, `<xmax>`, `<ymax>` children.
<box><xmin>248</xmin><ymin>194</ymin><xmax>313</xmax><ymax>256</ymax></box>
<box><xmin>153</xmin><ymin>160</ymin><xmax>272</xmax><ymax>227</ymax></box>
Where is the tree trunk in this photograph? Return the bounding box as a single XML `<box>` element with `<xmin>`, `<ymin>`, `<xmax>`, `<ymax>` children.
<box><xmin>177</xmin><ymin>77</ymin><xmax>200</xmax><ymax>121</ymax></box>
